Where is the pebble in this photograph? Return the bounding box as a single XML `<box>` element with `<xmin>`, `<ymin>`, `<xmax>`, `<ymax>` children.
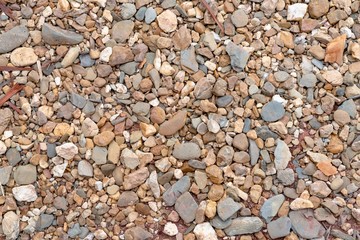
<box><xmin>157</xmin><ymin>10</ymin><xmax>177</xmax><ymax>32</ymax></box>
<box><xmin>145</xmin><ymin>7</ymin><xmax>156</xmax><ymax>24</ymax></box>
<box><xmin>217</xmin><ymin>197</ymin><xmax>241</xmax><ymax>221</ymax></box>
<box><xmin>260</xmin><ymin>194</ymin><xmax>285</xmax><ymax>222</ymax></box>
<box><xmin>274</xmin><ymin>140</ymin><xmax>291</xmax><ymax>170</ymax></box>
<box><xmin>56</xmin><ymin>142</ymin><xmax>78</xmax><ymax>160</ymax></box>
<box><xmin>287</xmin><ymin>3</ymin><xmax>308</xmax><ymax>21</ymax></box>
<box><xmin>267</xmin><ymin>216</ymin><xmax>291</xmax><ymax>239</ymax></box>
<box><xmin>123</xmin><ymin>167</ymin><xmax>149</xmax><ymax>190</ymax></box>
<box><xmin>10</xmin><ymin>47</ymin><xmax>38</xmax><ymax>67</ymax></box>
<box><xmin>173</xmin><ymin>142</ymin><xmax>201</xmax><ymax>160</ymax></box>
<box><xmin>231</xmin><ymin>10</ymin><xmax>248</xmax><ymax>28</ymax></box>
<box><xmin>226</xmin><ymin>41</ymin><xmax>250</xmax><ymax>72</ymax></box>
<box><xmin>163</xmin><ymin>176</ymin><xmax>190</xmax><ymax>206</ymax></box>
<box><xmin>14</xmin><ymin>164</ymin><xmax>37</xmax><ymax>185</ymax></box>
<box><xmin>0</xmin><ymin>166</ymin><xmax>12</xmax><ymax>185</ymax></box>
<box><xmin>175</xmin><ymin>192</ymin><xmax>198</xmax><ymax>223</ymax></box>
<box><xmin>261</xmin><ymin>101</ymin><xmax>285</xmax><ymax>122</ymax></box>
<box><xmin>78</xmin><ymin>160</ymin><xmax>93</xmax><ymax>177</ymax></box>
<box><xmin>163</xmin><ymin>222</ymin><xmax>178</xmax><ymax>236</ymax></box>
<box><xmin>159</xmin><ymin>110</ymin><xmax>187</xmax><ymax>136</ymax></box>
<box><xmin>194</xmin><ymin>222</ymin><xmax>217</xmax><ymax>240</ymax></box>
<box><xmin>289</xmin><ymin>209</ymin><xmax>325</xmax><ymax>239</ymax></box>
<box><xmin>112</xmin><ymin>20</ymin><xmax>134</xmax><ymax>43</ymax></box>
<box><xmin>224</xmin><ymin>217</ymin><xmax>263</xmax><ymax>236</ymax></box>
<box><xmin>120</xmin><ymin>3</ymin><xmax>136</xmax><ymax>19</ymax></box>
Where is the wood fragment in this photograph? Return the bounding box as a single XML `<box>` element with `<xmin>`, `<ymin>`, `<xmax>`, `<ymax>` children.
<box><xmin>6</xmin><ymin>101</ymin><xmax>23</xmax><ymax>115</ymax></box>
<box><xmin>0</xmin><ymin>84</ymin><xmax>24</xmax><ymax>107</ymax></box>
<box><xmin>200</xmin><ymin>0</ymin><xmax>224</xmax><ymax>33</ymax></box>
<box><xmin>0</xmin><ymin>66</ymin><xmax>32</xmax><ymax>71</ymax></box>
<box><xmin>0</xmin><ymin>0</ymin><xmax>16</xmax><ymax>21</ymax></box>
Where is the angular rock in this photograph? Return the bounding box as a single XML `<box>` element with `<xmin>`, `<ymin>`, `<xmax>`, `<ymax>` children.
<box><xmin>2</xmin><ymin>211</ymin><xmax>19</xmax><ymax>240</ymax></box>
<box><xmin>217</xmin><ymin>197</ymin><xmax>241</xmax><ymax>221</ymax></box>
<box><xmin>175</xmin><ymin>192</ymin><xmax>198</xmax><ymax>223</ymax></box>
<box><xmin>226</xmin><ymin>41</ymin><xmax>250</xmax><ymax>72</ymax></box>
<box><xmin>260</xmin><ymin>194</ymin><xmax>285</xmax><ymax>222</ymax></box>
<box><xmin>112</xmin><ymin>20</ymin><xmax>134</xmax><ymax>43</ymax></box>
<box><xmin>56</xmin><ymin>142</ymin><xmax>78</xmax><ymax>160</ymax></box>
<box><xmin>289</xmin><ymin>209</ymin><xmax>326</xmax><ymax>239</ymax></box>
<box><xmin>224</xmin><ymin>217</ymin><xmax>263</xmax><ymax>236</ymax></box>
<box><xmin>0</xmin><ymin>108</ymin><xmax>13</xmax><ymax>135</ymax></box>
<box><xmin>42</xmin><ymin>23</ymin><xmax>83</xmax><ymax>45</ymax></box>
<box><xmin>163</xmin><ymin>176</ymin><xmax>191</xmax><ymax>206</ymax></box>
<box><xmin>324</xmin><ymin>34</ymin><xmax>346</xmax><ymax>65</ymax></box>
<box><xmin>14</xmin><ymin>164</ymin><xmax>37</xmax><ymax>185</ymax></box>
<box><xmin>274</xmin><ymin>140</ymin><xmax>291</xmax><ymax>170</ymax></box>
<box><xmin>10</xmin><ymin>47</ymin><xmax>38</xmax><ymax>67</ymax></box>
<box><xmin>194</xmin><ymin>222</ymin><xmax>217</xmax><ymax>240</ymax></box>
<box><xmin>267</xmin><ymin>217</ymin><xmax>291</xmax><ymax>239</ymax></box>
<box><xmin>123</xmin><ymin>167</ymin><xmax>150</xmax><ymax>190</ymax></box>
<box><xmin>12</xmin><ymin>185</ymin><xmax>38</xmax><ymax>202</ymax></box>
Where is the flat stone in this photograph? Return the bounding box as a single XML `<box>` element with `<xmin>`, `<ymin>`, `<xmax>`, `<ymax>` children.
<box><xmin>0</xmin><ymin>166</ymin><xmax>12</xmax><ymax>185</ymax></box>
<box><xmin>289</xmin><ymin>209</ymin><xmax>326</xmax><ymax>239</ymax></box>
<box><xmin>12</xmin><ymin>185</ymin><xmax>38</xmax><ymax>202</ymax></box>
<box><xmin>261</xmin><ymin>101</ymin><xmax>285</xmax><ymax>122</ymax></box>
<box><xmin>0</xmin><ymin>108</ymin><xmax>13</xmax><ymax>135</ymax></box>
<box><xmin>274</xmin><ymin>140</ymin><xmax>291</xmax><ymax>170</ymax></box>
<box><xmin>299</xmin><ymin>73</ymin><xmax>317</xmax><ymax>88</ymax></box>
<box><xmin>0</xmin><ymin>25</ymin><xmax>29</xmax><ymax>54</ymax></box>
<box><xmin>210</xmin><ymin>216</ymin><xmax>232</xmax><ymax>229</ymax></box>
<box><xmin>309</xmin><ymin>181</ymin><xmax>331</xmax><ymax>197</ymax></box>
<box><xmin>70</xmin><ymin>92</ymin><xmax>87</xmax><ymax>109</ymax></box>
<box><xmin>308</xmin><ymin>0</ymin><xmax>329</xmax><ymax>18</ymax></box>
<box><xmin>144</xmin><ymin>7</ymin><xmax>156</xmax><ymax>24</ymax></box>
<box><xmin>287</xmin><ymin>3</ymin><xmax>308</xmax><ymax>21</ymax></box>
<box><xmin>93</xmin><ymin>131</ymin><xmax>115</xmax><ymax>146</ymax></box>
<box><xmin>118</xmin><ymin>191</ymin><xmax>139</xmax><ymax>207</ymax></box>
<box><xmin>124</xmin><ymin>227</ymin><xmax>152</xmax><ymax>240</ymax></box>
<box><xmin>224</xmin><ymin>217</ymin><xmax>263</xmax><ymax>236</ymax></box>
<box><xmin>6</xmin><ymin>148</ymin><xmax>21</xmax><ymax>166</ymax></box>
<box><xmin>260</xmin><ymin>194</ymin><xmax>285</xmax><ymax>222</ymax></box>
<box><xmin>181</xmin><ymin>46</ymin><xmax>198</xmax><ymax>73</ymax></box>
<box><xmin>56</xmin><ymin>142</ymin><xmax>78</xmax><ymax>160</ymax></box>
<box><xmin>267</xmin><ymin>217</ymin><xmax>291</xmax><ymax>239</ymax></box>
<box><xmin>231</xmin><ymin>9</ymin><xmax>248</xmax><ymax>27</ymax></box>
<box><xmin>42</xmin><ymin>23</ymin><xmax>83</xmax><ymax>45</ymax></box>
<box><xmin>324</xmin><ymin>34</ymin><xmax>346</xmax><ymax>65</ymax></box>
<box><xmin>173</xmin><ymin>142</ymin><xmax>201</xmax><ymax>160</ymax></box>
<box><xmin>78</xmin><ymin>160</ymin><xmax>93</xmax><ymax>177</ymax></box>
<box><xmin>175</xmin><ymin>192</ymin><xmax>198</xmax><ymax>223</ymax></box>
<box><xmin>92</xmin><ymin>147</ymin><xmax>108</xmax><ymax>165</ymax></box>
<box><xmin>217</xmin><ymin>197</ymin><xmax>241</xmax><ymax>221</ymax></box>
<box><xmin>14</xmin><ymin>164</ymin><xmax>37</xmax><ymax>185</ymax></box>
<box><xmin>36</xmin><ymin>214</ymin><xmax>54</xmax><ymax>231</ymax></box>
<box><xmin>163</xmin><ymin>176</ymin><xmax>191</xmax><ymax>206</ymax></box>
<box><xmin>112</xmin><ymin>20</ymin><xmax>134</xmax><ymax>43</ymax></box>
<box><xmin>121</xmin><ymin>3</ymin><xmax>136</xmax><ymax>19</ymax></box>
<box><xmin>81</xmin><ymin>118</ymin><xmax>99</xmax><ymax>137</ymax></box>
<box><xmin>159</xmin><ymin>110</ymin><xmax>187</xmax><ymax>136</ymax></box>
<box><xmin>123</xmin><ymin>167</ymin><xmax>149</xmax><ymax>190</ymax></box>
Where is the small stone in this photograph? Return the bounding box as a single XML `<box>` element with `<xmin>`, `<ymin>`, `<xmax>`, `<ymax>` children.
<box><xmin>157</xmin><ymin>10</ymin><xmax>177</xmax><ymax>33</ymax></box>
<box><xmin>194</xmin><ymin>222</ymin><xmax>217</xmax><ymax>240</ymax></box>
<box><xmin>10</xmin><ymin>47</ymin><xmax>38</xmax><ymax>67</ymax></box>
<box><xmin>120</xmin><ymin>3</ymin><xmax>136</xmax><ymax>19</ymax></box>
<box><xmin>290</xmin><ymin>198</ymin><xmax>314</xmax><ymax>210</ymax></box>
<box><xmin>172</xmin><ymin>25</ymin><xmax>191</xmax><ymax>50</ymax></box>
<box><xmin>0</xmin><ymin>166</ymin><xmax>12</xmax><ymax>185</ymax></box>
<box><xmin>309</xmin><ymin>181</ymin><xmax>331</xmax><ymax>198</ymax></box>
<box><xmin>333</xmin><ymin>109</ymin><xmax>350</xmax><ymax>126</ymax></box>
<box><xmin>287</xmin><ymin>3</ymin><xmax>308</xmax><ymax>21</ymax></box>
<box><xmin>93</xmin><ymin>131</ymin><xmax>115</xmax><ymax>146</ymax></box>
<box><xmin>36</xmin><ymin>214</ymin><xmax>54</xmax><ymax>231</ymax></box>
<box><xmin>317</xmin><ymin>161</ymin><xmax>337</xmax><ymax>176</ymax></box>
<box><xmin>150</xmin><ymin>107</ymin><xmax>166</xmax><ymax>124</ymax></box>
<box><xmin>124</xmin><ymin>227</ymin><xmax>152</xmax><ymax>240</ymax></box>
<box><xmin>118</xmin><ymin>191</ymin><xmax>139</xmax><ymax>207</ymax></box>
<box><xmin>173</xmin><ymin>142</ymin><xmax>201</xmax><ymax>160</ymax></box>
<box><xmin>163</xmin><ymin>176</ymin><xmax>191</xmax><ymax>206</ymax></box>
<box><xmin>0</xmin><ymin>108</ymin><xmax>13</xmax><ymax>135</ymax></box>
<box><xmin>0</xmin><ymin>25</ymin><xmax>29</xmax><ymax>54</ymax></box>
<box><xmin>42</xmin><ymin>23</ymin><xmax>83</xmax><ymax>45</ymax></box>
<box><xmin>326</xmin><ymin>135</ymin><xmax>344</xmax><ymax>154</ymax></box>
<box><xmin>159</xmin><ymin>110</ymin><xmax>187</xmax><ymax>136</ymax></box>
<box><xmin>12</xmin><ymin>185</ymin><xmax>38</xmax><ymax>202</ymax></box>
<box><xmin>145</xmin><ymin>7</ymin><xmax>157</xmax><ymax>24</ymax></box>
<box><xmin>261</xmin><ymin>101</ymin><xmax>285</xmax><ymax>122</ymax></box>
<box><xmin>123</xmin><ymin>167</ymin><xmax>149</xmax><ymax>190</ymax></box>
<box><xmin>327</xmin><ymin>9</ymin><xmax>347</xmax><ymax>24</ymax></box>
<box><xmin>308</xmin><ymin>0</ymin><xmax>329</xmax><ymax>18</ymax></box>
<box><xmin>92</xmin><ymin>147</ymin><xmax>108</xmax><ymax>165</ymax></box>
<box><xmin>61</xmin><ymin>46</ymin><xmax>80</xmax><ymax>67</ymax></box>
<box><xmin>112</xmin><ymin>20</ymin><xmax>134</xmax><ymax>43</ymax></box>
<box><xmin>175</xmin><ymin>192</ymin><xmax>198</xmax><ymax>223</ymax></box>
<box><xmin>78</xmin><ymin>160</ymin><xmax>93</xmax><ymax>177</ymax></box>
<box><xmin>231</xmin><ymin>10</ymin><xmax>248</xmax><ymax>27</ymax></box>
<box><xmin>56</xmin><ymin>142</ymin><xmax>78</xmax><ymax>160</ymax></box>
<box><xmin>163</xmin><ymin>222</ymin><xmax>178</xmax><ymax>236</ymax></box>
<box><xmin>14</xmin><ymin>164</ymin><xmax>37</xmax><ymax>185</ymax></box>
<box><xmin>224</xmin><ymin>217</ymin><xmax>263</xmax><ymax>236</ymax></box>
<box><xmin>81</xmin><ymin>118</ymin><xmax>99</xmax><ymax>137</ymax></box>
<box><xmin>299</xmin><ymin>73</ymin><xmax>317</xmax><ymax>88</ymax></box>
<box><xmin>274</xmin><ymin>71</ymin><xmax>290</xmax><ymax>82</ymax></box>
<box><xmin>324</xmin><ymin>35</ymin><xmax>346</xmax><ymax>65</ymax></box>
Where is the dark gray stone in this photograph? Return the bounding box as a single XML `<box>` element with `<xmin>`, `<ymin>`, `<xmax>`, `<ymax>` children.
<box><xmin>70</xmin><ymin>92</ymin><xmax>87</xmax><ymax>109</ymax></box>
<box><xmin>0</xmin><ymin>25</ymin><xmax>29</xmax><ymax>54</ymax></box>
<box><xmin>267</xmin><ymin>217</ymin><xmax>291</xmax><ymax>239</ymax></box>
<box><xmin>36</xmin><ymin>214</ymin><xmax>55</xmax><ymax>231</ymax></box>
<box><xmin>224</xmin><ymin>217</ymin><xmax>263</xmax><ymax>236</ymax></box>
<box><xmin>289</xmin><ymin>209</ymin><xmax>326</xmax><ymax>239</ymax></box>
<box><xmin>42</xmin><ymin>23</ymin><xmax>83</xmax><ymax>45</ymax></box>
<box><xmin>226</xmin><ymin>41</ymin><xmax>250</xmax><ymax>72</ymax></box>
<box><xmin>6</xmin><ymin>148</ymin><xmax>21</xmax><ymax>166</ymax></box>
<box><xmin>181</xmin><ymin>46</ymin><xmax>198</xmax><ymax>72</ymax></box>
<box><xmin>261</xmin><ymin>101</ymin><xmax>285</xmax><ymax>122</ymax></box>
<box><xmin>163</xmin><ymin>176</ymin><xmax>191</xmax><ymax>206</ymax></box>
<box><xmin>80</xmin><ymin>54</ymin><xmax>95</xmax><ymax>67</ymax></box>
<box><xmin>175</xmin><ymin>192</ymin><xmax>198</xmax><ymax>223</ymax></box>
<box><xmin>216</xmin><ymin>95</ymin><xmax>233</xmax><ymax>107</ymax></box>
<box><xmin>210</xmin><ymin>216</ymin><xmax>232</xmax><ymax>229</ymax></box>
<box><xmin>217</xmin><ymin>197</ymin><xmax>241</xmax><ymax>221</ymax></box>
<box><xmin>260</xmin><ymin>194</ymin><xmax>285</xmax><ymax>223</ymax></box>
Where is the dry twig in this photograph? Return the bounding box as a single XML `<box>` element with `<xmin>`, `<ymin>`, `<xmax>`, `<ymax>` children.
<box><xmin>200</xmin><ymin>0</ymin><xmax>225</xmax><ymax>33</ymax></box>
<box><xmin>0</xmin><ymin>83</ymin><xmax>24</xmax><ymax>107</ymax></box>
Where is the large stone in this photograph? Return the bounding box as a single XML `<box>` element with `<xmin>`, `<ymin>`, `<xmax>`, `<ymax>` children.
<box><xmin>260</xmin><ymin>194</ymin><xmax>285</xmax><ymax>222</ymax></box>
<box><xmin>287</xmin><ymin>3</ymin><xmax>308</xmax><ymax>21</ymax></box>
<box><xmin>81</xmin><ymin>118</ymin><xmax>99</xmax><ymax>137</ymax></box>
<box><xmin>0</xmin><ymin>166</ymin><xmax>12</xmax><ymax>185</ymax></box>
<box><xmin>289</xmin><ymin>209</ymin><xmax>326</xmax><ymax>239</ymax></box>
<box><xmin>56</xmin><ymin>142</ymin><xmax>78</xmax><ymax>160</ymax></box>
<box><xmin>112</xmin><ymin>20</ymin><xmax>134</xmax><ymax>43</ymax></box>
<box><xmin>324</xmin><ymin>34</ymin><xmax>346</xmax><ymax>65</ymax></box>
<box><xmin>274</xmin><ymin>140</ymin><xmax>291</xmax><ymax>170</ymax></box>
<box><xmin>224</xmin><ymin>217</ymin><xmax>263</xmax><ymax>236</ymax></box>
<box><xmin>14</xmin><ymin>164</ymin><xmax>37</xmax><ymax>185</ymax></box>
<box><xmin>12</xmin><ymin>185</ymin><xmax>38</xmax><ymax>202</ymax></box>
<box><xmin>175</xmin><ymin>192</ymin><xmax>198</xmax><ymax>223</ymax></box>
<box><xmin>109</xmin><ymin>46</ymin><xmax>134</xmax><ymax>66</ymax></box>
<box><xmin>261</xmin><ymin>101</ymin><xmax>285</xmax><ymax>122</ymax></box>
<box><xmin>10</xmin><ymin>47</ymin><xmax>38</xmax><ymax>67</ymax></box>
<box><xmin>2</xmin><ymin>211</ymin><xmax>19</xmax><ymax>240</ymax></box>
<box><xmin>123</xmin><ymin>167</ymin><xmax>149</xmax><ymax>190</ymax></box>
<box><xmin>308</xmin><ymin>0</ymin><xmax>329</xmax><ymax>18</ymax></box>
<box><xmin>159</xmin><ymin>110</ymin><xmax>187</xmax><ymax>136</ymax></box>
<box><xmin>267</xmin><ymin>217</ymin><xmax>291</xmax><ymax>239</ymax></box>
<box><xmin>226</xmin><ymin>41</ymin><xmax>250</xmax><ymax>72</ymax></box>
<box><xmin>157</xmin><ymin>10</ymin><xmax>177</xmax><ymax>32</ymax></box>
<box><xmin>42</xmin><ymin>23</ymin><xmax>83</xmax><ymax>45</ymax></box>
<box><xmin>118</xmin><ymin>191</ymin><xmax>139</xmax><ymax>207</ymax></box>
<box><xmin>78</xmin><ymin>160</ymin><xmax>93</xmax><ymax>177</ymax></box>
<box><xmin>217</xmin><ymin>197</ymin><xmax>241</xmax><ymax>221</ymax></box>
<box><xmin>163</xmin><ymin>176</ymin><xmax>191</xmax><ymax>206</ymax></box>
<box><xmin>172</xmin><ymin>142</ymin><xmax>201</xmax><ymax>160</ymax></box>
<box><xmin>0</xmin><ymin>25</ymin><xmax>29</xmax><ymax>54</ymax></box>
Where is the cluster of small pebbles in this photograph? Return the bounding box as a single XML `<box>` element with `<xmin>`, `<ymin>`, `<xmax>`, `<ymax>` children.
<box><xmin>0</xmin><ymin>0</ymin><xmax>359</xmax><ymax>239</ymax></box>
